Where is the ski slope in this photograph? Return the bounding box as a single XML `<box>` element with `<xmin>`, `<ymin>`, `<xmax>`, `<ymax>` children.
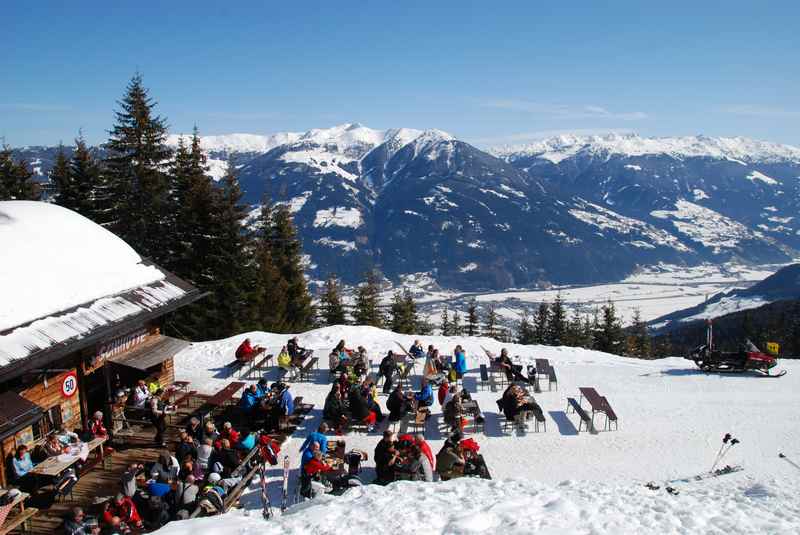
<box><xmin>166</xmin><ymin>325</ymin><xmax>800</xmax><ymax>534</ymax></box>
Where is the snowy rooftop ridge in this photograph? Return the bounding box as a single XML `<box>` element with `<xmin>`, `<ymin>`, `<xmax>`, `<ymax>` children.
<box><xmin>491</xmin><ymin>132</ymin><xmax>800</xmax><ymax>164</ymax></box>
<box><xmin>0</xmin><ymin>201</ymin><xmax>168</xmax><ymax>331</ymax></box>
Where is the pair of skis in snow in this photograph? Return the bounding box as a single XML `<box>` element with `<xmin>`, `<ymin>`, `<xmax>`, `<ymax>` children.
<box><xmin>259</xmin><ymin>455</ymin><xmax>291</xmax><ymax>520</ymax></box>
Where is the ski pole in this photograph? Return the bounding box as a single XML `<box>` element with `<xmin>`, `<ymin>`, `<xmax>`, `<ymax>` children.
<box><xmin>712</xmin><ymin>438</ymin><xmax>739</xmax><ymax>472</ymax></box>
<box><xmin>779</xmin><ymin>453</ymin><xmax>800</xmax><ymax>471</ymax></box>
<box><xmin>710</xmin><ymin>433</ymin><xmax>732</xmax><ymax>472</ymax></box>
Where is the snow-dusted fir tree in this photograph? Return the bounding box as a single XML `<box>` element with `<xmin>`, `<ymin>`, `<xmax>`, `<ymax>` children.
<box><xmin>319</xmin><ymin>274</ymin><xmax>347</xmax><ymax>326</ymax></box>
<box><xmin>532</xmin><ymin>302</ymin><xmax>550</xmax><ymax>344</ymax></box>
<box><xmin>547</xmin><ymin>293</ymin><xmax>567</xmax><ymax>345</ymax></box>
<box><xmin>596</xmin><ymin>301</ymin><xmax>625</xmax><ymax>355</ymax></box>
<box><xmin>353</xmin><ymin>271</ymin><xmax>384</xmax><ymax>328</ymax></box>
<box><xmin>269</xmin><ymin>205</ymin><xmax>315</xmax><ymax>332</ymax></box>
<box><xmin>249</xmin><ymin>201</ymin><xmax>289</xmax><ymax>333</ymax></box>
<box><xmin>483</xmin><ymin>305</ymin><xmax>499</xmax><ymax>339</ymax></box>
<box><xmin>627</xmin><ymin>307</ymin><xmax>652</xmax><ymax>358</ymax></box>
<box><xmin>517</xmin><ymin>311</ymin><xmax>535</xmax><ymax>344</ymax></box>
<box><xmin>466</xmin><ymin>299</ymin><xmax>479</xmax><ymax>337</ymax></box>
<box><xmin>439</xmin><ymin>306</ymin><xmax>451</xmax><ymax>336</ymax></box>
<box><xmin>451</xmin><ymin>310</ymin><xmax>463</xmax><ymax>336</ymax></box>
<box><xmin>0</xmin><ymin>146</ymin><xmax>37</xmax><ymax>201</ymax></box>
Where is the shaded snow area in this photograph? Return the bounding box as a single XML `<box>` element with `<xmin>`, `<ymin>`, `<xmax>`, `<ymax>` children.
<box><xmin>0</xmin><ymin>201</ymin><xmax>165</xmax><ymax>331</ymax></box>
<box><xmin>680</xmin><ymin>295</ymin><xmax>771</xmax><ymax>322</ymax></box>
<box><xmin>170</xmin><ymin>325</ymin><xmax>800</xmax><ymax>534</ymax></box>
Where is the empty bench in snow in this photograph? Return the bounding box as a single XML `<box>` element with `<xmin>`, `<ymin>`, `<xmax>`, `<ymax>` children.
<box><xmin>579</xmin><ymin>387</ymin><xmax>618</xmax><ymax>431</ymax></box>
<box><xmin>566</xmin><ymin>397</ymin><xmax>592</xmax><ymax>433</ymax></box>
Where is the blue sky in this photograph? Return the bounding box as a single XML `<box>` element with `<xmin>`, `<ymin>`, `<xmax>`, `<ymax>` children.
<box><xmin>2</xmin><ymin>1</ymin><xmax>798</xmax><ymax>147</ymax></box>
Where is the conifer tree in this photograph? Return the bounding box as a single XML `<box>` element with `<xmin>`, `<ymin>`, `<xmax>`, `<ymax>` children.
<box><xmin>483</xmin><ymin>305</ymin><xmax>499</xmax><ymax>339</ymax></box>
<box><xmin>353</xmin><ymin>271</ymin><xmax>384</xmax><ymax>327</ymax></box>
<box><xmin>451</xmin><ymin>310</ymin><xmax>463</xmax><ymax>336</ymax></box>
<box><xmin>627</xmin><ymin>307</ymin><xmax>652</xmax><ymax>358</ymax></box>
<box><xmin>70</xmin><ymin>134</ymin><xmax>107</xmax><ymax>223</ymax></box>
<box><xmin>401</xmin><ymin>288</ymin><xmax>419</xmax><ymax>334</ymax></box>
<box><xmin>439</xmin><ymin>306</ymin><xmax>451</xmax><ymax>336</ymax></box>
<box><xmin>532</xmin><ymin>302</ymin><xmax>550</xmax><ymax>344</ymax></box>
<box><xmin>0</xmin><ymin>146</ymin><xmax>38</xmax><ymax>201</ymax></box>
<box><xmin>249</xmin><ymin>201</ymin><xmax>290</xmax><ymax>333</ymax></box>
<box><xmin>319</xmin><ymin>274</ymin><xmax>347</xmax><ymax>326</ymax></box>
<box><xmin>390</xmin><ymin>291</ymin><xmax>407</xmax><ymax>333</ymax></box>
<box><xmin>517</xmin><ymin>311</ymin><xmax>535</xmax><ymax>344</ymax></box>
<box><xmin>595</xmin><ymin>301</ymin><xmax>625</xmax><ymax>355</ymax></box>
<box><xmin>50</xmin><ymin>145</ymin><xmax>75</xmax><ymax>208</ymax></box>
<box><xmin>547</xmin><ymin>293</ymin><xmax>567</xmax><ymax>345</ymax></box>
<box><xmin>564</xmin><ymin>307</ymin><xmax>584</xmax><ymax>347</ymax></box>
<box><xmin>466</xmin><ymin>299</ymin><xmax>479</xmax><ymax>337</ymax></box>
<box><xmin>270</xmin><ymin>205</ymin><xmax>314</xmax><ymax>332</ymax></box>
<box><xmin>105</xmin><ymin>73</ymin><xmax>173</xmax><ymax>261</ymax></box>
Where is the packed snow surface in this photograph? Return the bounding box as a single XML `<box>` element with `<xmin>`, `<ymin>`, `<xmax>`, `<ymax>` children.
<box><xmin>0</xmin><ymin>201</ymin><xmax>165</xmax><ymax>331</ymax></box>
<box><xmin>169</xmin><ymin>325</ymin><xmax>800</xmax><ymax>534</ymax></box>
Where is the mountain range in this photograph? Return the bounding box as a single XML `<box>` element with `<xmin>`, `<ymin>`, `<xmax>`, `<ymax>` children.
<box><xmin>13</xmin><ymin>124</ymin><xmax>800</xmax><ymax>290</ymax></box>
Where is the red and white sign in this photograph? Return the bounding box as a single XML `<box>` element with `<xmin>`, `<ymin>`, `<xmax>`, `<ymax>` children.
<box><xmin>62</xmin><ymin>372</ymin><xmax>78</xmax><ymax>398</ymax></box>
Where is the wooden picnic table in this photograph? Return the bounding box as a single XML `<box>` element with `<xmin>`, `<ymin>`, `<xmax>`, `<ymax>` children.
<box><xmin>173</xmin><ymin>380</ymin><xmax>191</xmax><ymax>391</ymax></box>
<box><xmin>30</xmin><ymin>436</ymin><xmax>108</xmax><ymax>478</ymax></box>
<box><xmin>207</xmin><ymin>381</ymin><xmax>245</xmax><ymax>408</ymax></box>
<box><xmin>0</xmin><ymin>489</ymin><xmax>29</xmax><ymax>512</ymax></box>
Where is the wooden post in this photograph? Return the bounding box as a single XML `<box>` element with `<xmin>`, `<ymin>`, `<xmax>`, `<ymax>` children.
<box><xmin>76</xmin><ymin>359</ymin><xmax>90</xmax><ymax>431</ymax></box>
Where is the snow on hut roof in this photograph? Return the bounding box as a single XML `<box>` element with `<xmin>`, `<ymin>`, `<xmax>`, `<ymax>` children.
<box><xmin>0</xmin><ymin>201</ymin><xmax>200</xmax><ymax>370</ymax></box>
<box><xmin>0</xmin><ymin>201</ymin><xmax>166</xmax><ymax>332</ymax></box>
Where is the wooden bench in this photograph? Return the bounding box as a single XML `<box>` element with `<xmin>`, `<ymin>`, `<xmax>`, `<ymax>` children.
<box><xmin>536</xmin><ymin>359</ymin><xmax>551</xmax><ymax>392</ymax></box>
<box><xmin>298</xmin><ymin>357</ymin><xmax>319</xmax><ymax>382</ymax></box>
<box><xmin>248</xmin><ymin>353</ymin><xmax>274</xmax><ymax>379</ymax></box>
<box><xmin>579</xmin><ymin>387</ymin><xmax>610</xmax><ymax>429</ymax></box>
<box><xmin>567</xmin><ymin>397</ymin><xmax>592</xmax><ymax>433</ymax></box>
<box><xmin>173</xmin><ymin>390</ymin><xmax>198</xmax><ymax>408</ymax></box>
<box><xmin>410</xmin><ymin>408</ymin><xmax>428</xmax><ymax>436</ymax></box>
<box><xmin>208</xmin><ymin>382</ymin><xmax>246</xmax><ymax>408</ymax></box>
<box><xmin>600</xmin><ymin>396</ymin><xmax>619</xmax><ymax>431</ymax></box>
<box><xmin>479</xmin><ymin>364</ymin><xmax>490</xmax><ymax>391</ymax></box>
<box><xmin>0</xmin><ymin>507</ymin><xmax>38</xmax><ymax>535</ymax></box>
<box><xmin>547</xmin><ymin>365</ymin><xmax>558</xmax><ymax>391</ymax></box>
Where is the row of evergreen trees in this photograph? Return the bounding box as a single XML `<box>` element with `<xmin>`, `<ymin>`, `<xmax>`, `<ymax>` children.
<box><xmin>6</xmin><ymin>74</ymin><xmax>315</xmax><ymax>341</ymax></box>
<box><xmin>0</xmin><ymin>145</ymin><xmax>39</xmax><ymax>201</ymax></box>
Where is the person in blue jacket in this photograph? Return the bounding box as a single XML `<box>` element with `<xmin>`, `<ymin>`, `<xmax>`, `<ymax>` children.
<box><xmin>409</xmin><ymin>340</ymin><xmax>425</xmax><ymax>359</ymax></box>
<box><xmin>239</xmin><ymin>385</ymin><xmax>260</xmax><ymax>413</ymax></box>
<box><xmin>12</xmin><ymin>445</ymin><xmax>35</xmax><ymax>480</ymax></box>
<box><xmin>255</xmin><ymin>378</ymin><xmax>270</xmax><ymax>399</ymax></box>
<box><xmin>300</xmin><ymin>441</ymin><xmax>320</xmax><ymax>469</ymax></box>
<box><xmin>299</xmin><ymin>423</ymin><xmax>329</xmax><ymax>455</ymax></box>
<box><xmin>279</xmin><ymin>384</ymin><xmax>294</xmax><ymax>416</ymax></box>
<box><xmin>454</xmin><ymin>346</ymin><xmax>468</xmax><ymax>378</ymax></box>
<box><xmin>414</xmin><ymin>379</ymin><xmax>434</xmax><ymax>407</ymax></box>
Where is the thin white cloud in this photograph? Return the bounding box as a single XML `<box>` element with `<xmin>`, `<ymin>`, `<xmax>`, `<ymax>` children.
<box><xmin>483</xmin><ymin>99</ymin><xmax>648</xmax><ymax>121</ymax></box>
<box><xmin>471</xmin><ymin>128</ymin><xmax>635</xmax><ymax>147</ymax></box>
<box><xmin>721</xmin><ymin>105</ymin><xmax>800</xmax><ymax>118</ymax></box>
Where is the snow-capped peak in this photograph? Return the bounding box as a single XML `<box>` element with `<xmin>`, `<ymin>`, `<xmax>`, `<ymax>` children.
<box><xmin>166</xmin><ymin>132</ymin><xmax>301</xmax><ymax>153</ymax></box>
<box><xmin>492</xmin><ymin>132</ymin><xmax>800</xmax><ymax>164</ymax></box>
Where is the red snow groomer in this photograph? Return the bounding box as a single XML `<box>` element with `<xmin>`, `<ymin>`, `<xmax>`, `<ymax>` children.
<box><xmin>686</xmin><ymin>320</ymin><xmax>786</xmax><ymax>377</ymax></box>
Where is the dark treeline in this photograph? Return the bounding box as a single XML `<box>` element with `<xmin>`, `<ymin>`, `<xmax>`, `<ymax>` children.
<box><xmin>1</xmin><ymin>74</ymin><xmax>314</xmax><ymax>341</ymax></box>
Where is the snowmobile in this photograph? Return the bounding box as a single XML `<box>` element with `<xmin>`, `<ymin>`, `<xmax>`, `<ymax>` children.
<box><xmin>686</xmin><ymin>321</ymin><xmax>786</xmax><ymax>377</ymax></box>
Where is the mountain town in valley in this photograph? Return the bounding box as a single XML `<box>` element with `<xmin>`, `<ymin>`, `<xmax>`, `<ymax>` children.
<box><xmin>1</xmin><ymin>2</ymin><xmax>799</xmax><ymax>534</ymax></box>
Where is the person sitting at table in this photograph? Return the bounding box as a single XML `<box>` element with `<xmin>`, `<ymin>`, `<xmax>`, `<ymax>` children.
<box><xmin>300</xmin><ymin>441</ymin><xmax>321</xmax><ymax>470</ymax></box>
<box><xmin>235</xmin><ymin>337</ymin><xmax>264</xmax><ymax>363</ymax></box>
<box><xmin>143</xmin><ymin>492</ymin><xmax>171</xmax><ymax>531</ymax></box>
<box><xmin>395</xmin><ymin>444</ymin><xmax>425</xmax><ymax>481</ymax></box>
<box><xmin>414</xmin><ymin>378</ymin><xmax>434</xmax><ymax>408</ymax></box>
<box><xmin>352</xmin><ymin>346</ymin><xmax>369</xmax><ymax>377</ymax></box>
<box><xmin>494</xmin><ymin>348</ymin><xmax>531</xmax><ymax>384</ymax></box>
<box><xmin>120</xmin><ymin>463</ymin><xmax>143</xmax><ymax>498</ymax></box>
<box><xmin>217</xmin><ymin>439</ymin><xmax>239</xmax><ymax>476</ymax></box>
<box><xmin>11</xmin><ymin>445</ymin><xmax>36</xmax><ymax>489</ymax></box>
<box><xmin>453</xmin><ymin>345</ymin><xmax>468</xmax><ymax>382</ymax></box>
<box><xmin>361</xmin><ymin>378</ymin><xmax>384</xmax><ymax>421</ymax></box>
<box><xmin>323</xmin><ymin>386</ymin><xmax>348</xmax><ymax>435</ymax></box>
<box><xmin>64</xmin><ymin>506</ymin><xmax>100</xmax><ymax>535</ymax></box>
<box><xmin>196</xmin><ymin>438</ymin><xmax>213</xmax><ymax>472</ymax></box>
<box><xmin>146</xmin><ymin>471</ymin><xmax>172</xmax><ymax>498</ymax></box>
<box><xmin>348</xmin><ymin>384</ymin><xmax>377</xmax><ymax>431</ymax></box>
<box><xmin>443</xmin><ymin>392</ymin><xmax>465</xmax><ymax>431</ymax></box>
<box><xmin>103</xmin><ymin>493</ymin><xmax>143</xmax><ymax>530</ymax></box>
<box><xmin>90</xmin><ymin>411</ymin><xmax>108</xmax><ymax>438</ymax></box>
<box><xmin>499</xmin><ymin>384</ymin><xmax>540</xmax><ymax>421</ymax></box>
<box><xmin>287</xmin><ymin>336</ymin><xmax>307</xmax><ymax>362</ymax></box>
<box><xmin>185</xmin><ymin>417</ymin><xmax>202</xmax><ymax>442</ymax></box>
<box><xmin>239</xmin><ymin>384</ymin><xmax>260</xmax><ymax>415</ymax></box>
<box><xmin>278</xmin><ymin>383</ymin><xmax>294</xmax><ymax>419</ymax></box>
<box><xmin>300</xmin><ymin>450</ymin><xmax>335</xmax><ymax>498</ymax></box>
<box><xmin>387</xmin><ymin>384</ymin><xmax>413</xmax><ymax>422</ymax></box>
<box><xmin>175</xmin><ymin>474</ymin><xmax>199</xmax><ymax>517</ymax></box>
<box><xmin>255</xmin><ymin>378</ymin><xmax>270</xmax><ymax>398</ymax></box>
<box><xmin>277</xmin><ymin>346</ymin><xmax>297</xmax><ymax>380</ymax></box>
<box><xmin>221</xmin><ymin>422</ymin><xmax>240</xmax><ymax>446</ymax></box>
<box><xmin>203</xmin><ymin>421</ymin><xmax>219</xmax><ymax>444</ymax></box>
<box><xmin>373</xmin><ymin>430</ymin><xmax>399</xmax><ymax>485</ymax></box>
<box><xmin>131</xmin><ymin>380</ymin><xmax>150</xmax><ymax>409</ymax></box>
<box><xmin>175</xmin><ymin>432</ymin><xmax>197</xmax><ymax>464</ymax></box>
<box><xmin>409</xmin><ymin>340</ymin><xmax>425</xmax><ymax>359</ymax></box>
<box><xmin>424</xmin><ymin>349</ymin><xmax>445</xmax><ymax>385</ymax></box>
<box><xmin>436</xmin><ymin>434</ymin><xmax>465</xmax><ymax>481</ymax></box>
<box><xmin>44</xmin><ymin>433</ymin><xmax>65</xmax><ymax>457</ymax></box>
<box><xmin>300</xmin><ymin>423</ymin><xmax>329</xmax><ymax>456</ymax></box>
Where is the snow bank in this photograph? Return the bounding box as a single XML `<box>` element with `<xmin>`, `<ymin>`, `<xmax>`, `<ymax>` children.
<box><xmin>156</xmin><ymin>476</ymin><xmax>800</xmax><ymax>535</ymax></box>
<box><xmin>0</xmin><ymin>201</ymin><xmax>165</xmax><ymax>331</ymax></box>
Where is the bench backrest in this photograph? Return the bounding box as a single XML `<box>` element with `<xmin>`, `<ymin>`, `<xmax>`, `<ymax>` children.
<box><xmin>579</xmin><ymin>387</ymin><xmax>603</xmax><ymax>409</ymax></box>
<box><xmin>302</xmin><ymin>357</ymin><xmax>319</xmax><ymax>371</ymax></box>
<box><xmin>479</xmin><ymin>364</ymin><xmax>489</xmax><ymax>381</ymax></box>
<box><xmin>567</xmin><ymin>397</ymin><xmax>590</xmax><ymax>421</ymax></box>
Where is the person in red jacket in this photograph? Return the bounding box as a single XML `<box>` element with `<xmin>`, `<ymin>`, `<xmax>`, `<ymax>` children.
<box><xmin>103</xmin><ymin>493</ymin><xmax>143</xmax><ymax>529</ymax></box>
<box><xmin>235</xmin><ymin>338</ymin><xmax>264</xmax><ymax>363</ymax></box>
<box><xmin>303</xmin><ymin>451</ymin><xmax>335</xmax><ymax>477</ymax></box>
<box><xmin>221</xmin><ymin>422</ymin><xmax>240</xmax><ymax>445</ymax></box>
<box><xmin>90</xmin><ymin>411</ymin><xmax>108</xmax><ymax>438</ymax></box>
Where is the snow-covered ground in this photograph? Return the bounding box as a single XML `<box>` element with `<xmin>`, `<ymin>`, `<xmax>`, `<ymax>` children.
<box><xmin>167</xmin><ymin>325</ymin><xmax>800</xmax><ymax>534</ymax></box>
